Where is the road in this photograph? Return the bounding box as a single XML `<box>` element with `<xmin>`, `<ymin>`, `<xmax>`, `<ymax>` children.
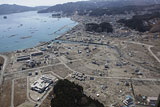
<box><xmin>57</xmin><ymin>39</ymin><xmax>160</xmax><ymax>63</ymax></box>
<box><xmin>1</xmin><ymin>40</ymin><xmax>160</xmax><ymax>107</ymax></box>
<box><xmin>8</xmin><ymin>55</ymin><xmax>159</xmax><ymax>107</ymax></box>
<box><xmin>58</xmin><ymin>57</ymin><xmax>160</xmax><ymax>82</ymax></box>
<box><xmin>4</xmin><ymin>58</ymin><xmax>82</xmax><ymax>77</ymax></box>
<box><xmin>4</xmin><ymin>63</ymin><xmax>62</xmax><ymax>77</ymax></box>
<box><xmin>37</xmin><ymin>81</ymin><xmax>55</xmax><ymax>107</ymax></box>
<box><xmin>57</xmin><ymin>57</ymin><xmax>76</xmax><ymax>73</ymax></box>
<box><xmin>26</xmin><ymin>71</ymin><xmax>64</xmax><ymax>107</ymax></box>
<box><xmin>148</xmin><ymin>46</ymin><xmax>160</xmax><ymax>63</ymax></box>
<box><xmin>3</xmin><ymin>40</ymin><xmax>159</xmax><ymax>83</ymax></box>
<box><xmin>0</xmin><ymin>54</ymin><xmax>8</xmax><ymax>85</ymax></box>
<box><xmin>50</xmin><ymin>71</ymin><xmax>64</xmax><ymax>79</ymax></box>
<box><xmin>11</xmin><ymin>80</ymin><xmax>14</xmax><ymax>107</ymax></box>
<box><xmin>124</xmin><ymin>41</ymin><xmax>160</xmax><ymax>63</ymax></box>
<box><xmin>26</xmin><ymin>76</ymin><xmax>38</xmax><ymax>104</ymax></box>
<box><xmin>88</xmin><ymin>75</ymin><xmax>160</xmax><ymax>81</ymax></box>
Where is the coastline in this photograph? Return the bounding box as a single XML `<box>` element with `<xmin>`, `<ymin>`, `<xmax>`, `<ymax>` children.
<box><xmin>0</xmin><ymin>15</ymin><xmax>79</xmax><ymax>55</ymax></box>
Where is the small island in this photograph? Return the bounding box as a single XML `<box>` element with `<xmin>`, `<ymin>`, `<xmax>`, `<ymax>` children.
<box><xmin>3</xmin><ymin>16</ymin><xmax>7</xmax><ymax>19</ymax></box>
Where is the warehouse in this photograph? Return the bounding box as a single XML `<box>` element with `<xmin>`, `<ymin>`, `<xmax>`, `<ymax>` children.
<box><xmin>17</xmin><ymin>55</ymin><xmax>30</xmax><ymax>62</ymax></box>
<box><xmin>31</xmin><ymin>52</ymin><xmax>43</xmax><ymax>57</ymax></box>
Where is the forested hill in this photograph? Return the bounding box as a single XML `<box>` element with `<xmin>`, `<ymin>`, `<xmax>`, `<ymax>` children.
<box><xmin>38</xmin><ymin>0</ymin><xmax>160</xmax><ymax>15</ymax></box>
<box><xmin>0</xmin><ymin>4</ymin><xmax>48</xmax><ymax>15</ymax></box>
<box><xmin>51</xmin><ymin>79</ymin><xmax>104</xmax><ymax>107</ymax></box>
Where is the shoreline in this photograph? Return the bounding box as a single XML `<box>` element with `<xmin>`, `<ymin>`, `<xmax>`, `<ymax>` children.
<box><xmin>0</xmin><ymin>15</ymin><xmax>79</xmax><ymax>55</ymax></box>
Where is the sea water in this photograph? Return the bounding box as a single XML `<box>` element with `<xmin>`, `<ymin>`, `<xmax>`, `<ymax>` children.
<box><xmin>0</xmin><ymin>11</ymin><xmax>77</xmax><ymax>52</ymax></box>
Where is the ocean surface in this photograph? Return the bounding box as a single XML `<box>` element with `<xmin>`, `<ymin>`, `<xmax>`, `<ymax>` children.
<box><xmin>0</xmin><ymin>11</ymin><xmax>77</xmax><ymax>52</ymax></box>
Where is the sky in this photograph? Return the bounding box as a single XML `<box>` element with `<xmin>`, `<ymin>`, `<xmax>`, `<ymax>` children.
<box><xmin>0</xmin><ymin>0</ymin><xmax>87</xmax><ymax>7</ymax></box>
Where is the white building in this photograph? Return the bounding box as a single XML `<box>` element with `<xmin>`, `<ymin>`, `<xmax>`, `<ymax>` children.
<box><xmin>31</xmin><ymin>75</ymin><xmax>53</xmax><ymax>93</ymax></box>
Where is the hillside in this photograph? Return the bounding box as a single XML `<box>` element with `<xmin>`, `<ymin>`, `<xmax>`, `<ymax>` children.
<box><xmin>38</xmin><ymin>1</ymin><xmax>99</xmax><ymax>15</ymax></box>
<box><xmin>50</xmin><ymin>79</ymin><xmax>104</xmax><ymax>107</ymax></box>
<box><xmin>118</xmin><ymin>12</ymin><xmax>160</xmax><ymax>32</ymax></box>
<box><xmin>0</xmin><ymin>56</ymin><xmax>4</xmax><ymax>66</ymax></box>
<box><xmin>85</xmin><ymin>22</ymin><xmax>113</xmax><ymax>33</ymax></box>
<box><xmin>150</xmin><ymin>21</ymin><xmax>160</xmax><ymax>33</ymax></box>
<box><xmin>0</xmin><ymin>4</ymin><xmax>48</xmax><ymax>15</ymax></box>
<box><xmin>38</xmin><ymin>0</ymin><xmax>160</xmax><ymax>15</ymax></box>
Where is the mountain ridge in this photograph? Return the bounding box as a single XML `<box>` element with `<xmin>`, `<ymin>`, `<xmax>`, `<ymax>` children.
<box><xmin>0</xmin><ymin>4</ymin><xmax>49</xmax><ymax>15</ymax></box>
<box><xmin>38</xmin><ymin>0</ymin><xmax>160</xmax><ymax>15</ymax></box>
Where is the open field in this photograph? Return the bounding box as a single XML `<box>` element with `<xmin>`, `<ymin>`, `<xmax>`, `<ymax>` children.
<box><xmin>50</xmin><ymin>64</ymin><xmax>73</xmax><ymax>78</ymax></box>
<box><xmin>0</xmin><ymin>80</ymin><xmax>11</xmax><ymax>107</ymax></box>
<box><xmin>14</xmin><ymin>78</ymin><xmax>27</xmax><ymax>107</ymax></box>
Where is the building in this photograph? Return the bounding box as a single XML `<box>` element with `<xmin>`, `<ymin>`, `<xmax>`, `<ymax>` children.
<box><xmin>40</xmin><ymin>48</ymin><xmax>47</xmax><ymax>51</ymax></box>
<box><xmin>123</xmin><ymin>95</ymin><xmax>134</xmax><ymax>107</ymax></box>
<box><xmin>17</xmin><ymin>55</ymin><xmax>30</xmax><ymax>62</ymax></box>
<box><xmin>147</xmin><ymin>97</ymin><xmax>158</xmax><ymax>106</ymax></box>
<box><xmin>90</xmin><ymin>77</ymin><xmax>94</xmax><ymax>80</ymax></box>
<box><xmin>26</xmin><ymin>60</ymin><xmax>36</xmax><ymax>68</ymax></box>
<box><xmin>31</xmin><ymin>52</ymin><xmax>43</xmax><ymax>57</ymax></box>
<box><xmin>72</xmin><ymin>72</ymin><xmax>86</xmax><ymax>81</ymax></box>
<box><xmin>31</xmin><ymin>75</ymin><xmax>53</xmax><ymax>93</ymax></box>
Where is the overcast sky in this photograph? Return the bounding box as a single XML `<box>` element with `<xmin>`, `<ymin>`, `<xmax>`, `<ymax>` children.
<box><xmin>0</xmin><ymin>0</ymin><xmax>87</xmax><ymax>7</ymax></box>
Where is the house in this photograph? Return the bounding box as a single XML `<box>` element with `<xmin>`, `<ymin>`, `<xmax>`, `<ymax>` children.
<box><xmin>123</xmin><ymin>95</ymin><xmax>134</xmax><ymax>106</ymax></box>
<box><xmin>40</xmin><ymin>48</ymin><xmax>47</xmax><ymax>51</ymax></box>
<box><xmin>90</xmin><ymin>77</ymin><xmax>94</xmax><ymax>80</ymax></box>
<box><xmin>147</xmin><ymin>97</ymin><xmax>157</xmax><ymax>106</ymax></box>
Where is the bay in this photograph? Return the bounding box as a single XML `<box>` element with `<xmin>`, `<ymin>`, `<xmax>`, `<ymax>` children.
<box><xmin>0</xmin><ymin>11</ymin><xmax>77</xmax><ymax>52</ymax></box>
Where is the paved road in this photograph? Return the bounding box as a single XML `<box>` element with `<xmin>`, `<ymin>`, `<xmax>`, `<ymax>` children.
<box><xmin>4</xmin><ymin>58</ymin><xmax>82</xmax><ymax>77</ymax></box>
<box><xmin>26</xmin><ymin>76</ymin><xmax>38</xmax><ymax>104</ymax></box>
<box><xmin>4</xmin><ymin>63</ymin><xmax>62</xmax><ymax>77</ymax></box>
<box><xmin>37</xmin><ymin>86</ymin><xmax>53</xmax><ymax>107</ymax></box>
<box><xmin>11</xmin><ymin>80</ymin><xmax>14</xmax><ymax>107</ymax></box>
<box><xmin>0</xmin><ymin>54</ymin><xmax>8</xmax><ymax>85</ymax></box>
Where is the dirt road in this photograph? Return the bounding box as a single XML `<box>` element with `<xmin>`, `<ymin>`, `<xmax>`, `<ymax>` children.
<box><xmin>0</xmin><ymin>54</ymin><xmax>8</xmax><ymax>85</ymax></box>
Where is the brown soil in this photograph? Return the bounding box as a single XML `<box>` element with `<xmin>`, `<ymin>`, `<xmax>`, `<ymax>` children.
<box><xmin>40</xmin><ymin>91</ymin><xmax>53</xmax><ymax>107</ymax></box>
<box><xmin>0</xmin><ymin>80</ymin><xmax>12</xmax><ymax>107</ymax></box>
<box><xmin>14</xmin><ymin>78</ymin><xmax>27</xmax><ymax>107</ymax></box>
<box><xmin>51</xmin><ymin>64</ymin><xmax>73</xmax><ymax>78</ymax></box>
<box><xmin>150</xmin><ymin>21</ymin><xmax>160</xmax><ymax>33</ymax></box>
